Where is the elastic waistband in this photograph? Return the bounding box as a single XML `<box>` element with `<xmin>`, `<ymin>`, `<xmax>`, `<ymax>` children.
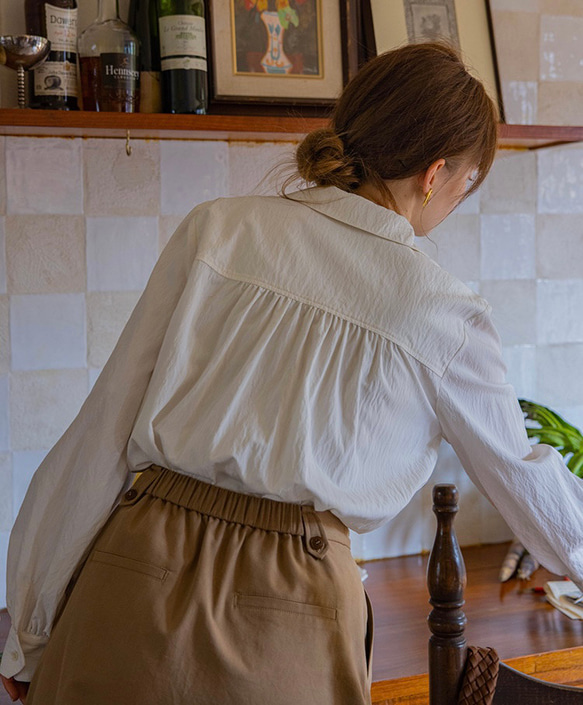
<box><xmin>120</xmin><ymin>465</ymin><xmax>350</xmax><ymax>556</ymax></box>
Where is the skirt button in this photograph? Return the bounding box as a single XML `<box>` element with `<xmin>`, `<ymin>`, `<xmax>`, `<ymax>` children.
<box><xmin>124</xmin><ymin>488</ymin><xmax>138</xmax><ymax>500</ymax></box>
<box><xmin>309</xmin><ymin>536</ymin><xmax>325</xmax><ymax>551</ymax></box>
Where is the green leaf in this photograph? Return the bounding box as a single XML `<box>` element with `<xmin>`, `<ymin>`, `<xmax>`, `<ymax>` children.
<box><xmin>519</xmin><ymin>399</ymin><xmax>583</xmax><ymax>476</ymax></box>
<box><xmin>568</xmin><ymin>451</ymin><xmax>583</xmax><ymax>478</ymax></box>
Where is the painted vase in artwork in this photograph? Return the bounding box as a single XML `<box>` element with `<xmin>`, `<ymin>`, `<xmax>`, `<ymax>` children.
<box><xmin>260</xmin><ymin>11</ymin><xmax>293</xmax><ymax>74</ymax></box>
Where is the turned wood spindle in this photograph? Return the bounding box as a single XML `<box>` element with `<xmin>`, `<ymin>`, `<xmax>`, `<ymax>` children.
<box><xmin>427</xmin><ymin>484</ymin><xmax>467</xmax><ymax>705</ymax></box>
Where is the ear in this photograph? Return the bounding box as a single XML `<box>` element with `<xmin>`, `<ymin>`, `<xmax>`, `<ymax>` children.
<box><xmin>419</xmin><ymin>158</ymin><xmax>446</xmax><ymax>194</ymax></box>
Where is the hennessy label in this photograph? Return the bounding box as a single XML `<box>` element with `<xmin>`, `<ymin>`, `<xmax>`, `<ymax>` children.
<box><xmin>45</xmin><ymin>4</ymin><xmax>78</xmax><ymax>53</ymax></box>
<box><xmin>101</xmin><ymin>53</ymin><xmax>139</xmax><ymax>92</ymax></box>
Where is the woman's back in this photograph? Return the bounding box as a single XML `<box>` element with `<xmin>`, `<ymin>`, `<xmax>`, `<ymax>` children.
<box><xmin>128</xmin><ymin>186</ymin><xmax>487</xmax><ymax>531</ymax></box>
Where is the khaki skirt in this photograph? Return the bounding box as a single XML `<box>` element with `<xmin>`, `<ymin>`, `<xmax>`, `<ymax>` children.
<box><xmin>27</xmin><ymin>464</ymin><xmax>374</xmax><ymax>705</ymax></box>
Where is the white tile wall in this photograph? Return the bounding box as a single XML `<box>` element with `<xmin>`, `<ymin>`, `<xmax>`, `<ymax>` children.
<box><xmin>537</xmin><ymin>214</ymin><xmax>583</xmax><ymax>278</ymax></box>
<box><xmin>490</xmin><ymin>0</ymin><xmax>540</xmax><ymax>11</ymax></box>
<box><xmin>5</xmin><ymin>215</ymin><xmax>86</xmax><ymax>294</ymax></box>
<box><xmin>503</xmin><ymin>81</ymin><xmax>538</xmax><ymax>125</ymax></box>
<box><xmin>537</xmin><ymin>344</ymin><xmax>583</xmax><ymax>407</ymax></box>
<box><xmin>10</xmin><ymin>294</ymin><xmax>86</xmax><ymax>370</ymax></box>
<box><xmin>86</xmin><ymin>217</ymin><xmax>158</xmax><ymax>292</ymax></box>
<box><xmin>491</xmin><ymin>3</ymin><xmax>583</xmax><ymax>125</ymax></box>
<box><xmin>160</xmin><ymin>141</ymin><xmax>229</xmax><ymax>215</ymax></box>
<box><xmin>84</xmin><ymin>139</ymin><xmax>160</xmax><ymax>217</ymax></box>
<box><xmin>540</xmin><ymin>15</ymin><xmax>583</xmax><ymax>82</ymax></box>
<box><xmin>228</xmin><ymin>141</ymin><xmax>295</xmax><ymax>197</ymax></box>
<box><xmin>6</xmin><ymin>138</ymin><xmax>83</xmax><ymax>215</ymax></box>
<box><xmin>537</xmin><ymin>279</ymin><xmax>583</xmax><ymax>343</ymax></box>
<box><xmin>0</xmin><ymin>138</ymin><xmax>5</xmax><ymax>216</ymax></box>
<box><xmin>0</xmin><ymin>217</ymin><xmax>6</xmax><ymax>294</ymax></box>
<box><xmin>10</xmin><ymin>369</ymin><xmax>88</xmax><ymax>451</ymax></box>
<box><xmin>480</xmin><ymin>152</ymin><xmax>536</xmax><ymax>214</ymax></box>
<box><xmin>0</xmin><ymin>454</ymin><xmax>12</xmax><ymax>532</ymax></box>
<box><xmin>427</xmin><ymin>215</ymin><xmax>480</xmax><ymax>281</ymax></box>
<box><xmin>0</xmin><ymin>295</ymin><xmax>9</xmax><ymax>375</ymax></box>
<box><xmin>0</xmin><ymin>532</ymin><xmax>8</xmax><ymax>608</ymax></box>
<box><xmin>480</xmin><ymin>214</ymin><xmax>536</xmax><ymax>279</ymax></box>
<box><xmin>481</xmin><ymin>280</ymin><xmax>536</xmax><ymax>345</ymax></box>
<box><xmin>0</xmin><ymin>377</ymin><xmax>9</xmax><ymax>452</ymax></box>
<box><xmin>538</xmin><ymin>147</ymin><xmax>583</xmax><ymax>213</ymax></box>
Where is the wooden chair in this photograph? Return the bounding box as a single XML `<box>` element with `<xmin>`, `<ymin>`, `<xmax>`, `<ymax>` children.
<box><xmin>371</xmin><ymin>484</ymin><xmax>583</xmax><ymax>704</ymax></box>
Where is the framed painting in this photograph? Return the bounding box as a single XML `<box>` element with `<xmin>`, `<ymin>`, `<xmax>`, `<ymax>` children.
<box><xmin>207</xmin><ymin>0</ymin><xmax>366</xmax><ymax>110</ymax></box>
<box><xmin>368</xmin><ymin>0</ymin><xmax>505</xmax><ymax>121</ymax></box>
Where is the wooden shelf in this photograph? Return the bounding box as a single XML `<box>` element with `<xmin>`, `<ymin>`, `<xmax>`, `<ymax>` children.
<box><xmin>0</xmin><ymin>109</ymin><xmax>326</xmax><ymax>143</ymax></box>
<box><xmin>0</xmin><ymin>109</ymin><xmax>583</xmax><ymax>148</ymax></box>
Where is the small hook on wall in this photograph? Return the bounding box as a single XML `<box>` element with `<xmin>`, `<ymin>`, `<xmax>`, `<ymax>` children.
<box><xmin>125</xmin><ymin>129</ymin><xmax>132</xmax><ymax>157</ymax></box>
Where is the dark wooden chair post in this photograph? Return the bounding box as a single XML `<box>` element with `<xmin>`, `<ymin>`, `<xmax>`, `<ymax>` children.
<box><xmin>427</xmin><ymin>484</ymin><xmax>468</xmax><ymax>705</ymax></box>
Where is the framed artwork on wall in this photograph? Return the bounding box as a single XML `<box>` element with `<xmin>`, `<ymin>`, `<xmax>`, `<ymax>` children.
<box><xmin>207</xmin><ymin>0</ymin><xmax>366</xmax><ymax>111</ymax></box>
<box><xmin>368</xmin><ymin>0</ymin><xmax>505</xmax><ymax>121</ymax></box>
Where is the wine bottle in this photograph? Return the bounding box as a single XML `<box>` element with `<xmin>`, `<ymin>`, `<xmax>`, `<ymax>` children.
<box><xmin>78</xmin><ymin>0</ymin><xmax>140</xmax><ymax>112</ymax></box>
<box><xmin>156</xmin><ymin>0</ymin><xmax>208</xmax><ymax>114</ymax></box>
<box><xmin>129</xmin><ymin>0</ymin><xmax>161</xmax><ymax>113</ymax></box>
<box><xmin>24</xmin><ymin>0</ymin><xmax>79</xmax><ymax>110</ymax></box>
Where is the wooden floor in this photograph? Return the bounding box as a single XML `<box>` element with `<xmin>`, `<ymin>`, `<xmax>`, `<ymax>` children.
<box><xmin>363</xmin><ymin>541</ymin><xmax>583</xmax><ymax>682</ymax></box>
<box><xmin>1</xmin><ymin>541</ymin><xmax>582</xmax><ymax>702</ymax></box>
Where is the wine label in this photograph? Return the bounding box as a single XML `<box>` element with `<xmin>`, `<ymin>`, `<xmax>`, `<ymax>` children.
<box><xmin>101</xmin><ymin>53</ymin><xmax>139</xmax><ymax>92</ymax></box>
<box><xmin>161</xmin><ymin>57</ymin><xmax>207</xmax><ymax>72</ymax></box>
<box><xmin>159</xmin><ymin>15</ymin><xmax>206</xmax><ymax>60</ymax></box>
<box><xmin>45</xmin><ymin>4</ymin><xmax>78</xmax><ymax>53</ymax></box>
<box><xmin>33</xmin><ymin>60</ymin><xmax>78</xmax><ymax>96</ymax></box>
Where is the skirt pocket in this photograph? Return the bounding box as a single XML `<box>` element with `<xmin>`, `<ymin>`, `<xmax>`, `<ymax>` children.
<box><xmin>90</xmin><ymin>549</ymin><xmax>171</xmax><ymax>582</ymax></box>
<box><xmin>234</xmin><ymin>592</ymin><xmax>337</xmax><ymax>620</ymax></box>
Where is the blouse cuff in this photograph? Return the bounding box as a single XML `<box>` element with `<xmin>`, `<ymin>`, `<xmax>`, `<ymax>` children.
<box><xmin>0</xmin><ymin>624</ymin><xmax>48</xmax><ymax>681</ymax></box>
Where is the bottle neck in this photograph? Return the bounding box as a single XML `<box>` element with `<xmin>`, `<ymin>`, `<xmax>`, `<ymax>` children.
<box><xmin>97</xmin><ymin>0</ymin><xmax>119</xmax><ymax>22</ymax></box>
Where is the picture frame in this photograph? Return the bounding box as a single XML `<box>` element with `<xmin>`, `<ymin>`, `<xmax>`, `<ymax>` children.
<box><xmin>368</xmin><ymin>0</ymin><xmax>505</xmax><ymax>121</ymax></box>
<box><xmin>206</xmin><ymin>1</ymin><xmax>366</xmax><ymax>113</ymax></box>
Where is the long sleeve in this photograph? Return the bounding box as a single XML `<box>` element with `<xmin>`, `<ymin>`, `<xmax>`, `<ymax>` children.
<box><xmin>0</xmin><ymin>211</ymin><xmax>198</xmax><ymax>681</ymax></box>
<box><xmin>436</xmin><ymin>308</ymin><xmax>583</xmax><ymax>588</ymax></box>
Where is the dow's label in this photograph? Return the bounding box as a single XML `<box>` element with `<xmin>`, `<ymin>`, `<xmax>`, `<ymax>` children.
<box><xmin>33</xmin><ymin>60</ymin><xmax>78</xmax><ymax>96</ymax></box>
<box><xmin>44</xmin><ymin>3</ymin><xmax>78</xmax><ymax>53</ymax></box>
<box><xmin>101</xmin><ymin>53</ymin><xmax>139</xmax><ymax>92</ymax></box>
<box><xmin>159</xmin><ymin>15</ymin><xmax>206</xmax><ymax>60</ymax></box>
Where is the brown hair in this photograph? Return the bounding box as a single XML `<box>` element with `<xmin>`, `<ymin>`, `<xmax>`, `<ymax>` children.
<box><xmin>286</xmin><ymin>42</ymin><xmax>498</xmax><ymax>211</ymax></box>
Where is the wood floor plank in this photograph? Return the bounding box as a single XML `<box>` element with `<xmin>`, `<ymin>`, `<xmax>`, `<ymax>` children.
<box><xmin>363</xmin><ymin>541</ymin><xmax>583</xmax><ymax>682</ymax></box>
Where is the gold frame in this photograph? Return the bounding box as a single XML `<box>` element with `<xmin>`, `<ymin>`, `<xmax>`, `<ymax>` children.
<box><xmin>209</xmin><ymin>0</ymin><xmax>344</xmax><ymax>104</ymax></box>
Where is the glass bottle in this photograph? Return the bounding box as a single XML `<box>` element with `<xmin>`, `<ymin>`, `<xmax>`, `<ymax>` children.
<box><xmin>156</xmin><ymin>0</ymin><xmax>208</xmax><ymax>114</ymax></box>
<box><xmin>129</xmin><ymin>0</ymin><xmax>161</xmax><ymax>112</ymax></box>
<box><xmin>78</xmin><ymin>0</ymin><xmax>140</xmax><ymax>112</ymax></box>
<box><xmin>24</xmin><ymin>0</ymin><xmax>79</xmax><ymax>110</ymax></box>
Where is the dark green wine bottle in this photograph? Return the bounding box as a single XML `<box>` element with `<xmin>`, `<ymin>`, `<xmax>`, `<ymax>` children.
<box><xmin>129</xmin><ymin>0</ymin><xmax>161</xmax><ymax>112</ymax></box>
<box><xmin>156</xmin><ymin>0</ymin><xmax>208</xmax><ymax>114</ymax></box>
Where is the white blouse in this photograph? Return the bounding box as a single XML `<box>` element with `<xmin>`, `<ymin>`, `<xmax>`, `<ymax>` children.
<box><xmin>3</xmin><ymin>185</ymin><xmax>583</xmax><ymax>681</ymax></box>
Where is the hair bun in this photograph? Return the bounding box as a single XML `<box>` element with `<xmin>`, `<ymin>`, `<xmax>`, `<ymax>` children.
<box><xmin>296</xmin><ymin>127</ymin><xmax>360</xmax><ymax>190</ymax></box>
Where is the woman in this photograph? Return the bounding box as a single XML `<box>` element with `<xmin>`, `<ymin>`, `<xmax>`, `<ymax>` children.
<box><xmin>3</xmin><ymin>42</ymin><xmax>583</xmax><ymax>704</ymax></box>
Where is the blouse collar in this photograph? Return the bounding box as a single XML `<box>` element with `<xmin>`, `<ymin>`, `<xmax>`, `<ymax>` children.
<box><xmin>286</xmin><ymin>185</ymin><xmax>416</xmax><ymax>248</ymax></box>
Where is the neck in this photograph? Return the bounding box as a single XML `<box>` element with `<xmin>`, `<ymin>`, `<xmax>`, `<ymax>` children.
<box><xmin>355</xmin><ymin>179</ymin><xmax>418</xmax><ymax>223</ymax></box>
<box><xmin>97</xmin><ymin>0</ymin><xmax>119</xmax><ymax>21</ymax></box>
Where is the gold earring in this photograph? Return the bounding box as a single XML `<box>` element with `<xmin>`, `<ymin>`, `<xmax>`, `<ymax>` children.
<box><xmin>422</xmin><ymin>188</ymin><xmax>433</xmax><ymax>208</ymax></box>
